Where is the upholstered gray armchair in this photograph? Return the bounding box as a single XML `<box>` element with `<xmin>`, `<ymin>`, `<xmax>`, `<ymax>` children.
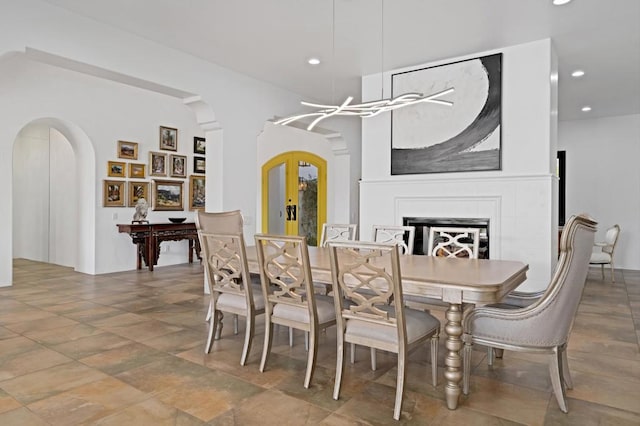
<box><xmin>462</xmin><ymin>214</ymin><xmax>597</xmax><ymax>413</ymax></box>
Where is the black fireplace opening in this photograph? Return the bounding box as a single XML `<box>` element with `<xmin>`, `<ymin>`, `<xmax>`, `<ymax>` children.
<box><xmin>403</xmin><ymin>217</ymin><xmax>490</xmax><ymax>259</ymax></box>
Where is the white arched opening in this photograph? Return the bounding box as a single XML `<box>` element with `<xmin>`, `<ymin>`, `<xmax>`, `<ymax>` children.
<box><xmin>12</xmin><ymin>117</ymin><xmax>96</xmax><ymax>275</ymax></box>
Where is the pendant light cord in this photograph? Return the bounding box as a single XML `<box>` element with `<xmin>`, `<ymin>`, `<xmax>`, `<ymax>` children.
<box><xmin>331</xmin><ymin>0</ymin><xmax>336</xmax><ymax>105</ymax></box>
<box><xmin>380</xmin><ymin>0</ymin><xmax>384</xmax><ymax>100</ymax></box>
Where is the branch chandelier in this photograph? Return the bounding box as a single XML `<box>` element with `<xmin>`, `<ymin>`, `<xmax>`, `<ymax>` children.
<box><xmin>275</xmin><ymin>0</ymin><xmax>455</xmax><ymax>131</ymax></box>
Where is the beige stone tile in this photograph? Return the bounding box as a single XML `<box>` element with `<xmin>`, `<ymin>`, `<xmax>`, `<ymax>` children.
<box><xmin>0</xmin><ymin>389</ymin><xmax>21</xmax><ymax>415</ymax></box>
<box><xmin>80</xmin><ymin>341</ymin><xmax>171</xmax><ymax>375</ymax></box>
<box><xmin>0</xmin><ymin>345</ymin><xmax>72</xmax><ymax>381</ymax></box>
<box><xmin>93</xmin><ymin>397</ymin><xmax>204</xmax><ymax>425</ymax></box>
<box><xmin>22</xmin><ymin>323</ymin><xmax>104</xmax><ymax>345</ymax></box>
<box><xmin>3</xmin><ymin>314</ymin><xmax>79</xmax><ymax>334</ymax></box>
<box><xmin>461</xmin><ymin>375</ymin><xmax>549</xmax><ymax>426</ymax></box>
<box><xmin>209</xmin><ymin>389</ymin><xmax>331</xmax><ymax>425</ymax></box>
<box><xmin>50</xmin><ymin>331</ymin><xmax>133</xmax><ymax>359</ymax></box>
<box><xmin>142</xmin><ymin>329</ymin><xmax>202</xmax><ymax>354</ymax></box>
<box><xmin>544</xmin><ymin>397</ymin><xmax>640</xmax><ymax>425</ymax></box>
<box><xmin>0</xmin><ymin>407</ymin><xmax>49</xmax><ymax>425</ymax></box>
<box><xmin>27</xmin><ymin>377</ymin><xmax>149</xmax><ymax>425</ymax></box>
<box><xmin>103</xmin><ymin>319</ymin><xmax>183</xmax><ymax>342</ymax></box>
<box><xmin>567</xmin><ymin>370</ymin><xmax>640</xmax><ymax>414</ymax></box>
<box><xmin>0</xmin><ymin>361</ymin><xmax>108</xmax><ymax>404</ymax></box>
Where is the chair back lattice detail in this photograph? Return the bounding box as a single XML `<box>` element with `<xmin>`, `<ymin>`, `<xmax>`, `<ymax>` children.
<box><xmin>254</xmin><ymin>235</ymin><xmax>314</xmax><ymax>308</ymax></box>
<box><xmin>200</xmin><ymin>233</ymin><xmax>248</xmax><ymax>296</ymax></box>
<box><xmin>602</xmin><ymin>224</ymin><xmax>620</xmax><ymax>255</ymax></box>
<box><xmin>196</xmin><ymin>209</ymin><xmax>244</xmax><ymax>234</ymax></box>
<box><xmin>320</xmin><ymin>223</ymin><xmax>358</xmax><ymax>247</ymax></box>
<box><xmin>333</xmin><ymin>245</ymin><xmax>397</xmax><ymax>322</ymax></box>
<box><xmin>427</xmin><ymin>227</ymin><xmax>480</xmax><ymax>259</ymax></box>
<box><xmin>372</xmin><ymin>225</ymin><xmax>415</xmax><ymax>255</ymax></box>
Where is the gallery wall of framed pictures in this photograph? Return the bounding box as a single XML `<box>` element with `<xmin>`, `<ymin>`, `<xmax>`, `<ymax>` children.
<box><xmin>103</xmin><ymin>129</ymin><xmax>206</xmax><ymax>211</ymax></box>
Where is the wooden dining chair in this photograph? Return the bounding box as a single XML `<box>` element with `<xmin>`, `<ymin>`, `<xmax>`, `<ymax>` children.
<box><xmin>199</xmin><ymin>231</ymin><xmax>264</xmax><ymax>365</ymax></box>
<box><xmin>372</xmin><ymin>225</ymin><xmax>415</xmax><ymax>255</ymax></box>
<box><xmin>427</xmin><ymin>226</ymin><xmax>480</xmax><ymax>259</ymax></box>
<box><xmin>319</xmin><ymin>223</ymin><xmax>358</xmax><ymax>247</ymax></box>
<box><xmin>254</xmin><ymin>234</ymin><xmax>336</xmax><ymax>388</ymax></box>
<box><xmin>328</xmin><ymin>240</ymin><xmax>440</xmax><ymax>420</ymax></box>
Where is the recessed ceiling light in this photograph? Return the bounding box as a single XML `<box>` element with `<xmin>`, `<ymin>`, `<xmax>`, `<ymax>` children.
<box><xmin>581</xmin><ymin>106</ymin><xmax>592</xmax><ymax>112</ymax></box>
<box><xmin>307</xmin><ymin>57</ymin><xmax>321</xmax><ymax>66</ymax></box>
<box><xmin>553</xmin><ymin>0</ymin><xmax>572</xmax><ymax>5</ymax></box>
<box><xmin>571</xmin><ymin>70</ymin><xmax>585</xmax><ymax>77</ymax></box>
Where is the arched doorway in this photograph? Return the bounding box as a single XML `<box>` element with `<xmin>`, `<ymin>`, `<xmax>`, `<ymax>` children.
<box><xmin>11</xmin><ymin>118</ymin><xmax>96</xmax><ymax>274</ymax></box>
<box><xmin>261</xmin><ymin>151</ymin><xmax>327</xmax><ymax>246</ymax></box>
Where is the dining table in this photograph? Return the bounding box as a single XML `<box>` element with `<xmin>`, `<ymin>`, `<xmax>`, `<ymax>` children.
<box><xmin>245</xmin><ymin>245</ymin><xmax>528</xmax><ymax>410</ymax></box>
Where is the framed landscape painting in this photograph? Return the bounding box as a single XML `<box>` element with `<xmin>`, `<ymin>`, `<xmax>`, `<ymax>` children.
<box><xmin>107</xmin><ymin>161</ymin><xmax>126</xmax><ymax>178</ymax></box>
<box><xmin>391</xmin><ymin>53</ymin><xmax>502</xmax><ymax>175</ymax></box>
<box><xmin>189</xmin><ymin>175</ymin><xmax>205</xmax><ymax>210</ymax></box>
<box><xmin>117</xmin><ymin>140</ymin><xmax>138</xmax><ymax>160</ymax></box>
<box><xmin>193</xmin><ymin>156</ymin><xmax>206</xmax><ymax>174</ymax></box>
<box><xmin>153</xmin><ymin>179</ymin><xmax>183</xmax><ymax>211</ymax></box>
<box><xmin>128</xmin><ymin>163</ymin><xmax>146</xmax><ymax>179</ymax></box>
<box><xmin>159</xmin><ymin>126</ymin><xmax>178</xmax><ymax>151</ymax></box>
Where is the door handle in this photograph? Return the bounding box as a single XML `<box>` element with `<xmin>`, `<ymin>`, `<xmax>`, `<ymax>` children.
<box><xmin>285</xmin><ymin>204</ymin><xmax>297</xmax><ymax>221</ymax></box>
<box><xmin>291</xmin><ymin>204</ymin><xmax>297</xmax><ymax>221</ymax></box>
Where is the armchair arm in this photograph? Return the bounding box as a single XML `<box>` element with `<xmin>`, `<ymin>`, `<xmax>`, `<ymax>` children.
<box><xmin>594</xmin><ymin>242</ymin><xmax>607</xmax><ymax>247</ymax></box>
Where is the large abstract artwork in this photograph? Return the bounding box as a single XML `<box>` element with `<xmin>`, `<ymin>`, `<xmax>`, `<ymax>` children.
<box><xmin>391</xmin><ymin>53</ymin><xmax>502</xmax><ymax>175</ymax></box>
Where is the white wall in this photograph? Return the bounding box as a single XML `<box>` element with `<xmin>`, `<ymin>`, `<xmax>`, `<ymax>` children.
<box><xmin>559</xmin><ymin>113</ymin><xmax>640</xmax><ymax>270</ymax></box>
<box><xmin>0</xmin><ymin>0</ymin><xmax>310</xmax><ymax>285</ymax></box>
<box><xmin>360</xmin><ymin>39</ymin><xmax>558</xmax><ymax>292</ymax></box>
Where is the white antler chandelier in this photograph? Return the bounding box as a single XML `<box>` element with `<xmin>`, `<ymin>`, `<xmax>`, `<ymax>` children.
<box><xmin>275</xmin><ymin>87</ymin><xmax>454</xmax><ymax>131</ymax></box>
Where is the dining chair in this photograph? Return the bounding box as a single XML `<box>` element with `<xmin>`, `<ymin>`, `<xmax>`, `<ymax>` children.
<box><xmin>589</xmin><ymin>224</ymin><xmax>620</xmax><ymax>283</ymax></box>
<box><xmin>372</xmin><ymin>225</ymin><xmax>415</xmax><ymax>255</ymax></box>
<box><xmin>462</xmin><ymin>213</ymin><xmax>597</xmax><ymax>413</ymax></box>
<box><xmin>196</xmin><ymin>210</ymin><xmax>246</xmax><ymax>329</ymax></box>
<box><xmin>328</xmin><ymin>240</ymin><xmax>440</xmax><ymax>420</ymax></box>
<box><xmin>319</xmin><ymin>223</ymin><xmax>358</xmax><ymax>247</ymax></box>
<box><xmin>426</xmin><ymin>226</ymin><xmax>480</xmax><ymax>258</ymax></box>
<box><xmin>254</xmin><ymin>234</ymin><xmax>336</xmax><ymax>388</ymax></box>
<box><xmin>199</xmin><ymin>231</ymin><xmax>264</xmax><ymax>365</ymax></box>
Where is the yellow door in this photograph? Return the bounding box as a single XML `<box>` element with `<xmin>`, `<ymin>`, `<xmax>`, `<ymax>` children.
<box><xmin>261</xmin><ymin>151</ymin><xmax>326</xmax><ymax>246</ymax></box>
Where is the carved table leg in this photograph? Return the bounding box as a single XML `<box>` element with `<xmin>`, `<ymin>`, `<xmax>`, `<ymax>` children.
<box><xmin>444</xmin><ymin>303</ymin><xmax>463</xmax><ymax>409</ymax></box>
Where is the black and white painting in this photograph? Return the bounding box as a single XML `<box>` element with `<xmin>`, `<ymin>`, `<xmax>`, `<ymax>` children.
<box><xmin>391</xmin><ymin>53</ymin><xmax>502</xmax><ymax>175</ymax></box>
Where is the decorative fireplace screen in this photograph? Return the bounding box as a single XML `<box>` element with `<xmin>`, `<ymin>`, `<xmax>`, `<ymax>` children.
<box><xmin>402</xmin><ymin>217</ymin><xmax>490</xmax><ymax>259</ymax></box>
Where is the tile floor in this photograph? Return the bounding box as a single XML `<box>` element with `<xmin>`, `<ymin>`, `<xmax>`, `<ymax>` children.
<box><xmin>0</xmin><ymin>259</ymin><xmax>639</xmax><ymax>425</ymax></box>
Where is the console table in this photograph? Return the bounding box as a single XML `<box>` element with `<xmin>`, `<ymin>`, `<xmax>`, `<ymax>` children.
<box><xmin>117</xmin><ymin>222</ymin><xmax>201</xmax><ymax>271</ymax></box>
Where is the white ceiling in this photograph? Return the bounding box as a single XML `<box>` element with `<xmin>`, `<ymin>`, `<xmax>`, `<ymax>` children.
<box><xmin>42</xmin><ymin>0</ymin><xmax>640</xmax><ymax>121</ymax></box>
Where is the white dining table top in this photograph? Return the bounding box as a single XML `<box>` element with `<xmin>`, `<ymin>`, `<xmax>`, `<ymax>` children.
<box><xmin>245</xmin><ymin>245</ymin><xmax>528</xmax><ymax>305</ymax></box>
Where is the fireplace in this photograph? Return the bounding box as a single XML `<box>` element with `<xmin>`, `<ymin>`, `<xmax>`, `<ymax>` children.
<box><xmin>403</xmin><ymin>217</ymin><xmax>490</xmax><ymax>258</ymax></box>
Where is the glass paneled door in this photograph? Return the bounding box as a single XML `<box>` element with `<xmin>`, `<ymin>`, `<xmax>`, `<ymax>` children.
<box><xmin>261</xmin><ymin>151</ymin><xmax>326</xmax><ymax>246</ymax></box>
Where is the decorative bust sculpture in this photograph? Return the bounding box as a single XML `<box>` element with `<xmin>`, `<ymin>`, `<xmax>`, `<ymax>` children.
<box><xmin>132</xmin><ymin>198</ymin><xmax>149</xmax><ymax>223</ymax></box>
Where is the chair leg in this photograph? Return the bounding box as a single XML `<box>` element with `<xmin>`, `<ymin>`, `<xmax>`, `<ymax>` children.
<box><xmin>430</xmin><ymin>335</ymin><xmax>438</xmax><ymax>387</ymax></box>
<box><xmin>549</xmin><ymin>347</ymin><xmax>568</xmax><ymax>413</ymax></box>
<box><xmin>487</xmin><ymin>347</ymin><xmax>495</xmax><ymax>366</ymax></box>
<box><xmin>350</xmin><ymin>343</ymin><xmax>356</xmax><ymax>364</ymax></box>
<box><xmin>240</xmin><ymin>314</ymin><xmax>254</xmax><ymax>366</ymax></box>
<box><xmin>610</xmin><ymin>262</ymin><xmax>615</xmax><ymax>283</ymax></box>
<box><xmin>260</xmin><ymin>319</ymin><xmax>273</xmax><ymax>373</ymax></box>
<box><xmin>205</xmin><ymin>309</ymin><xmax>218</xmax><ymax>354</ymax></box>
<box><xmin>333</xmin><ymin>336</ymin><xmax>346</xmax><ymax>400</ymax></box>
<box><xmin>234</xmin><ymin>314</ymin><xmax>239</xmax><ymax>335</ymax></box>
<box><xmin>601</xmin><ymin>264</ymin><xmax>605</xmax><ymax>280</ymax></box>
<box><xmin>463</xmin><ymin>342</ymin><xmax>472</xmax><ymax>395</ymax></box>
<box><xmin>289</xmin><ymin>327</ymin><xmax>294</xmax><ymax>347</ymax></box>
<box><xmin>393</xmin><ymin>349</ymin><xmax>407</xmax><ymax>420</ymax></box>
<box><xmin>304</xmin><ymin>327</ymin><xmax>318</xmax><ymax>388</ymax></box>
<box><xmin>205</xmin><ymin>300</ymin><xmax>212</xmax><ymax>322</ymax></box>
<box><xmin>370</xmin><ymin>348</ymin><xmax>377</xmax><ymax>371</ymax></box>
<box><xmin>495</xmin><ymin>348</ymin><xmax>504</xmax><ymax>359</ymax></box>
<box><xmin>561</xmin><ymin>345</ymin><xmax>573</xmax><ymax>389</ymax></box>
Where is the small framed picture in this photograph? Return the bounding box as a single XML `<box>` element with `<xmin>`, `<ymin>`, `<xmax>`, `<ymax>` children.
<box><xmin>117</xmin><ymin>140</ymin><xmax>138</xmax><ymax>160</ymax></box>
<box><xmin>193</xmin><ymin>136</ymin><xmax>206</xmax><ymax>155</ymax></box>
<box><xmin>193</xmin><ymin>156</ymin><xmax>206</xmax><ymax>174</ymax></box>
<box><xmin>103</xmin><ymin>180</ymin><xmax>125</xmax><ymax>207</ymax></box>
<box><xmin>153</xmin><ymin>179</ymin><xmax>184</xmax><ymax>211</ymax></box>
<box><xmin>128</xmin><ymin>181</ymin><xmax>149</xmax><ymax>207</ymax></box>
<box><xmin>107</xmin><ymin>161</ymin><xmax>126</xmax><ymax>178</ymax></box>
<box><xmin>149</xmin><ymin>151</ymin><xmax>167</xmax><ymax>176</ymax></box>
<box><xmin>128</xmin><ymin>163</ymin><xmax>146</xmax><ymax>179</ymax></box>
<box><xmin>170</xmin><ymin>154</ymin><xmax>187</xmax><ymax>178</ymax></box>
<box><xmin>159</xmin><ymin>126</ymin><xmax>178</xmax><ymax>151</ymax></box>
<box><xmin>189</xmin><ymin>175</ymin><xmax>206</xmax><ymax>211</ymax></box>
